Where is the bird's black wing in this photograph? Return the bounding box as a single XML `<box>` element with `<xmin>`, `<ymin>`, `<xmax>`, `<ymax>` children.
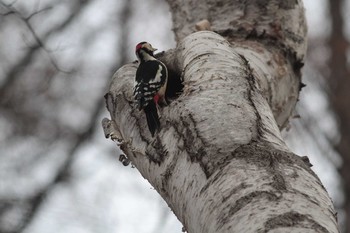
<box><xmin>134</xmin><ymin>60</ymin><xmax>166</xmax><ymax>109</ymax></box>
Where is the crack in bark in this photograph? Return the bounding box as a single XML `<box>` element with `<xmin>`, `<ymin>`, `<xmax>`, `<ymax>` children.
<box><xmin>262</xmin><ymin>211</ymin><xmax>330</xmax><ymax>233</ymax></box>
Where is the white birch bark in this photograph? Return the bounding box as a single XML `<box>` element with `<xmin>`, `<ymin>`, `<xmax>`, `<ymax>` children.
<box><xmin>102</xmin><ymin>0</ymin><xmax>339</xmax><ymax>232</ymax></box>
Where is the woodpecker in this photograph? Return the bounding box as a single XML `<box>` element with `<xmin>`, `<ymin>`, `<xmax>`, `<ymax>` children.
<box><xmin>133</xmin><ymin>42</ymin><xmax>168</xmax><ymax>137</ymax></box>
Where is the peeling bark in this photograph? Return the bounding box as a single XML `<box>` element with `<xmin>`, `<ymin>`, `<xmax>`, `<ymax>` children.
<box><xmin>103</xmin><ymin>0</ymin><xmax>338</xmax><ymax>232</ymax></box>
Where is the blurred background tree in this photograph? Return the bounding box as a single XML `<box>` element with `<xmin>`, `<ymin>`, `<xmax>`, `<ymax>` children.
<box><xmin>0</xmin><ymin>0</ymin><xmax>348</xmax><ymax>232</ymax></box>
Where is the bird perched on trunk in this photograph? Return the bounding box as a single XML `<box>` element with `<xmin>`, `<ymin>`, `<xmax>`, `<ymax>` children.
<box><xmin>133</xmin><ymin>42</ymin><xmax>168</xmax><ymax>137</ymax></box>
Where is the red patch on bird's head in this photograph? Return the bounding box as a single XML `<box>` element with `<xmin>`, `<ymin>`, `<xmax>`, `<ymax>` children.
<box><xmin>135</xmin><ymin>42</ymin><xmax>146</xmax><ymax>52</ymax></box>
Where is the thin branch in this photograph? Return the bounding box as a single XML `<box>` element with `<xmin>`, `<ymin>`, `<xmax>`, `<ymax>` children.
<box><xmin>0</xmin><ymin>2</ymin><xmax>70</xmax><ymax>73</ymax></box>
<box><xmin>14</xmin><ymin>99</ymin><xmax>106</xmax><ymax>233</ymax></box>
<box><xmin>14</xmin><ymin>0</ymin><xmax>133</xmax><ymax>232</ymax></box>
<box><xmin>292</xmin><ymin>105</ymin><xmax>339</xmax><ymax>166</ymax></box>
<box><xmin>0</xmin><ymin>0</ymin><xmax>92</xmax><ymax>100</ymax></box>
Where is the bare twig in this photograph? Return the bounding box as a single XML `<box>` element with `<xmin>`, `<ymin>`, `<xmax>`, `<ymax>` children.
<box><xmin>0</xmin><ymin>2</ymin><xmax>70</xmax><ymax>73</ymax></box>
<box><xmin>13</xmin><ymin>0</ymin><xmax>133</xmax><ymax>232</ymax></box>
<box><xmin>0</xmin><ymin>0</ymin><xmax>92</xmax><ymax>100</ymax></box>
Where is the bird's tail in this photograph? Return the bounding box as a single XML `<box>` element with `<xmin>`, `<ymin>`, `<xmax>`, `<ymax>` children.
<box><xmin>144</xmin><ymin>101</ymin><xmax>160</xmax><ymax>137</ymax></box>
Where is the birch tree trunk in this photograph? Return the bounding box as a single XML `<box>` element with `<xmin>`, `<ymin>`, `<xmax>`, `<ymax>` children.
<box><xmin>102</xmin><ymin>0</ymin><xmax>339</xmax><ymax>232</ymax></box>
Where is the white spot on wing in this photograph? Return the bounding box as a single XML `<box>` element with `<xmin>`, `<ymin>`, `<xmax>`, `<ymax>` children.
<box><xmin>153</xmin><ymin>65</ymin><xmax>162</xmax><ymax>83</ymax></box>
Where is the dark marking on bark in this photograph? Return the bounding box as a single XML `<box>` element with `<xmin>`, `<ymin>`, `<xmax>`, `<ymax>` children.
<box><xmin>227</xmin><ymin>103</ymin><xmax>241</xmax><ymax>108</ymax></box>
<box><xmin>263</xmin><ymin>211</ymin><xmax>329</xmax><ymax>233</ymax></box>
<box><xmin>161</xmin><ymin>146</ymin><xmax>180</xmax><ymax>193</ymax></box>
<box><xmin>201</xmin><ymin>142</ymin><xmax>318</xmax><ymax>199</ymax></box>
<box><xmin>288</xmin><ymin>51</ymin><xmax>304</xmax><ymax>76</ymax></box>
<box><xmin>239</xmin><ymin>54</ymin><xmax>264</xmax><ymax>140</ymax></box>
<box><xmin>218</xmin><ymin>191</ymin><xmax>280</xmax><ymax>229</ymax></box>
<box><xmin>293</xmin><ymin>189</ymin><xmax>320</xmax><ymax>206</ymax></box>
<box><xmin>222</xmin><ymin>183</ymin><xmax>250</xmax><ymax>203</ymax></box>
<box><xmin>217</xmin><ymin>28</ymin><xmax>304</xmax><ymax>78</ymax></box>
<box><xmin>198</xmin><ymin>142</ymin><xmax>328</xmax><ymax>232</ymax></box>
<box><xmin>269</xmin><ymin>152</ymin><xmax>287</xmax><ymax>191</ymax></box>
<box><xmin>232</xmin><ymin>142</ymin><xmax>323</xmax><ymax>192</ymax></box>
<box><xmin>127</xmin><ymin>100</ymin><xmax>151</xmax><ymax>145</ymax></box>
<box><xmin>199</xmin><ymin>164</ymin><xmax>223</xmax><ymax>194</ymax></box>
<box><xmin>119</xmin><ymin>154</ymin><xmax>130</xmax><ymax>166</ymax></box>
<box><xmin>104</xmin><ymin>92</ymin><xmax>113</xmax><ymax>113</ymax></box>
<box><xmin>299</xmin><ymin>82</ymin><xmax>307</xmax><ymax>91</ymax></box>
<box><xmin>256</xmin><ymin>0</ymin><xmax>270</xmax><ymax>10</ymax></box>
<box><xmin>124</xmin><ymin>93</ymin><xmax>170</xmax><ymax>165</ymax></box>
<box><xmin>232</xmin><ymin>142</ymin><xmax>288</xmax><ymax>191</ymax></box>
<box><xmin>284</xmin><ymin>29</ymin><xmax>304</xmax><ymax>44</ymax></box>
<box><xmin>271</xmin><ymin>172</ymin><xmax>286</xmax><ymax>190</ymax></box>
<box><xmin>145</xmin><ymin>138</ymin><xmax>168</xmax><ymax>164</ymax></box>
<box><xmin>104</xmin><ymin>92</ymin><xmax>121</xmax><ymax>121</ymax></box>
<box><xmin>294</xmin><ymin>59</ymin><xmax>305</xmax><ymax>71</ymax></box>
<box><xmin>169</xmin><ymin>114</ymin><xmax>213</xmax><ymax>178</ymax></box>
<box><xmin>279</xmin><ymin>0</ymin><xmax>298</xmax><ymax>10</ymax></box>
<box><xmin>301</xmin><ymin>155</ymin><xmax>312</xmax><ymax>167</ymax></box>
<box><xmin>290</xmin><ymin>170</ymin><xmax>298</xmax><ymax>179</ymax></box>
<box><xmin>189</xmin><ymin>113</ymin><xmax>207</xmax><ymax>146</ymax></box>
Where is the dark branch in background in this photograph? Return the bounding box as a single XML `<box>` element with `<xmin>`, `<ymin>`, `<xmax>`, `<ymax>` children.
<box><xmin>117</xmin><ymin>0</ymin><xmax>132</xmax><ymax>64</ymax></box>
<box><xmin>293</xmin><ymin>105</ymin><xmax>338</xmax><ymax>165</ymax></box>
<box><xmin>328</xmin><ymin>0</ymin><xmax>350</xmax><ymax>232</ymax></box>
<box><xmin>13</xmin><ymin>0</ymin><xmax>134</xmax><ymax>232</ymax></box>
<box><xmin>0</xmin><ymin>2</ymin><xmax>65</xmax><ymax>72</ymax></box>
<box><xmin>0</xmin><ymin>0</ymin><xmax>93</xmax><ymax>139</ymax></box>
<box><xmin>0</xmin><ymin>0</ymin><xmax>92</xmax><ymax>100</ymax></box>
<box><xmin>15</xmin><ymin>96</ymin><xmax>105</xmax><ymax>233</ymax></box>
